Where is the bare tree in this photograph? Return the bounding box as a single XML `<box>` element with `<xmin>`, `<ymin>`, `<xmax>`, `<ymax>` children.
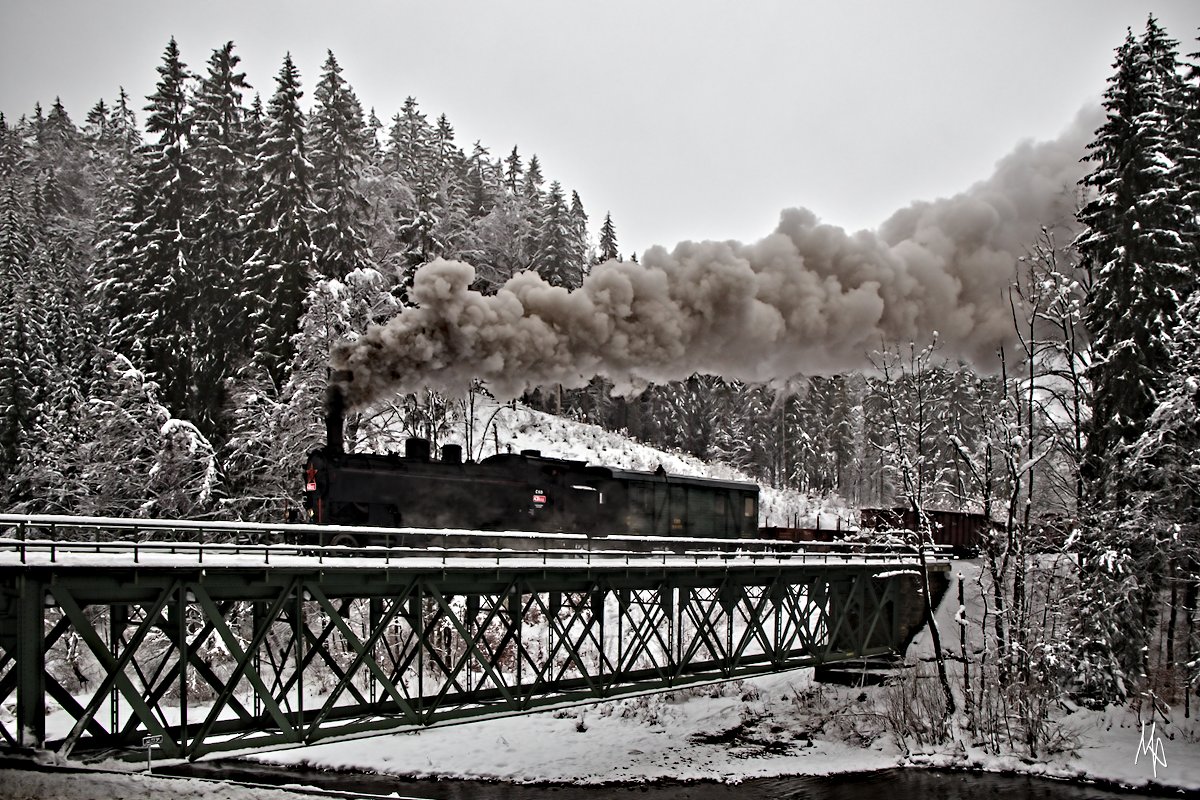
<box><xmin>870</xmin><ymin>339</ymin><xmax>956</xmax><ymax>723</ymax></box>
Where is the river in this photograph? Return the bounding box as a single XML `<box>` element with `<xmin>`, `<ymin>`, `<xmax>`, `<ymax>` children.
<box><xmin>169</xmin><ymin>762</ymin><xmax>1186</xmax><ymax>799</ymax></box>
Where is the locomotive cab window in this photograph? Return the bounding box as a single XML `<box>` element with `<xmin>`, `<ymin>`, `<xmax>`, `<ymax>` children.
<box><xmin>744</xmin><ymin>497</ymin><xmax>756</xmax><ymax>518</ymax></box>
<box><xmin>571</xmin><ymin>485</ymin><xmax>603</xmax><ymax>504</ymax></box>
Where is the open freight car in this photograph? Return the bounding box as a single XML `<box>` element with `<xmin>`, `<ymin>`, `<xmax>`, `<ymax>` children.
<box><xmin>859</xmin><ymin>507</ymin><xmax>994</xmax><ymax>555</ymax></box>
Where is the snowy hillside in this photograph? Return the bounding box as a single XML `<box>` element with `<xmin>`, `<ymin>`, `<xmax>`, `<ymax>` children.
<box><xmin>423</xmin><ymin>399</ymin><xmax>852</xmax><ymax>531</ymax></box>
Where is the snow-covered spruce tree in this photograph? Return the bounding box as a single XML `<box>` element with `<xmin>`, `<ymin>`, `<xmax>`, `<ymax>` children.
<box><xmin>648</xmin><ymin>374</ymin><xmax>729</xmax><ymax>463</ymax></box>
<box><xmin>789</xmin><ymin>377</ymin><xmax>837</xmax><ymax>496</ymax></box>
<box><xmin>127</xmin><ymin>37</ymin><xmax>204</xmax><ymax>421</ymax></box>
<box><xmin>10</xmin><ymin>101</ymin><xmax>108</xmax><ymax>410</ymax></box>
<box><xmin>519</xmin><ymin>153</ymin><xmax>545</xmax><ymax>266</ymax></box>
<box><xmin>569</xmin><ymin>190</ymin><xmax>591</xmax><ymax>271</ymax></box>
<box><xmin>241</xmin><ymin>53</ymin><xmax>319</xmax><ymax>391</ymax></box>
<box><xmin>532</xmin><ymin>180</ymin><xmax>582</xmax><ymax>289</ymax></box>
<box><xmin>1181</xmin><ymin>34</ymin><xmax>1200</xmax><ymax>259</ymax></box>
<box><xmin>387</xmin><ymin>103</ymin><xmax>473</xmax><ymax>278</ymax></box>
<box><xmin>0</xmin><ymin>181</ymin><xmax>46</xmax><ymax>492</ymax></box>
<box><xmin>1078</xmin><ymin>22</ymin><xmax>1193</xmax><ymax>504</ymax></box>
<box><xmin>598</xmin><ymin>211</ymin><xmax>619</xmax><ymax>262</ymax></box>
<box><xmin>780</xmin><ymin>381</ymin><xmax>818</xmax><ymax>493</ymax></box>
<box><xmin>189</xmin><ymin>41</ymin><xmax>254</xmax><ymax>439</ymax></box>
<box><xmin>502</xmin><ymin>145</ymin><xmax>522</xmax><ymax>195</ymax></box>
<box><xmin>427</xmin><ymin>118</ymin><xmax>480</xmax><ymax>266</ymax></box>
<box><xmin>0</xmin><ymin>113</ymin><xmax>21</xmax><ymax>177</ymax></box>
<box><xmin>1074</xmin><ymin>21</ymin><xmax>1196</xmax><ymax>704</ymax></box>
<box><xmin>0</xmin><ymin>167</ymin><xmax>90</xmax><ymax>503</ymax></box>
<box><xmin>426</xmin><ymin>171</ymin><xmax>476</xmax><ymax>265</ymax></box>
<box><xmin>432</xmin><ymin>113</ymin><xmax>462</xmax><ymax>178</ymax></box>
<box><xmin>388</xmin><ymin>97</ymin><xmax>436</xmax><ymax>208</ymax></box>
<box><xmin>468</xmin><ymin>145</ymin><xmax>535</xmax><ymax>292</ymax></box>
<box><xmin>310</xmin><ymin>50</ymin><xmax>372</xmax><ymax>281</ymax></box>
<box><xmin>84</xmin><ymin>88</ymin><xmax>143</xmax><ymax>251</ymax></box>
<box><xmin>1127</xmin><ymin>291</ymin><xmax>1200</xmax><ymax>712</ymax></box>
<box><xmin>856</xmin><ymin>373</ymin><xmax>893</xmax><ymax>507</ymax></box>
<box><xmin>712</xmin><ymin>381</ymin><xmax>773</xmax><ymax>484</ymax></box>
<box><xmin>420</xmin><ymin>128</ymin><xmax>486</xmax><ymax>269</ymax></box>
<box><xmin>357</xmin><ymin>108</ymin><xmax>414</xmax><ymax>287</ymax></box>
<box><xmin>463</xmin><ymin>140</ymin><xmax>499</xmax><ymax>220</ymax></box>
<box><xmin>28</xmin><ymin>169</ymin><xmax>98</xmax><ymax>410</ymax></box>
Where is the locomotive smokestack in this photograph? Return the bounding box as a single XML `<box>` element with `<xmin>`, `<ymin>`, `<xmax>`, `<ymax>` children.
<box><xmin>325</xmin><ymin>372</ymin><xmax>352</xmax><ymax>456</ymax></box>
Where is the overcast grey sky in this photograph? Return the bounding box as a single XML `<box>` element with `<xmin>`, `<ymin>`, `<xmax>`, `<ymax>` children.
<box><xmin>2</xmin><ymin>1</ymin><xmax>1198</xmax><ymax>256</ymax></box>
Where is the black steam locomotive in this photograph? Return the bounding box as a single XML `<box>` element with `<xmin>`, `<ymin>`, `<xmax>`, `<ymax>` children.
<box><xmin>304</xmin><ymin>382</ymin><xmax>758</xmax><ymax>546</ymax></box>
<box><xmin>302</xmin><ymin>437</ymin><xmax>760</xmax><ymax>546</ymax></box>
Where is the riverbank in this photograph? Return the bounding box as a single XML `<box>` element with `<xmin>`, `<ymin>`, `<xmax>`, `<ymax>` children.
<box><xmin>248</xmin><ymin>667</ymin><xmax>1199</xmax><ymax>793</ymax></box>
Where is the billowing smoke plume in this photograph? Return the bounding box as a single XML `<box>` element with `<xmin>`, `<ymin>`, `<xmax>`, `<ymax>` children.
<box><xmin>333</xmin><ymin>106</ymin><xmax>1100</xmax><ymax>409</ymax></box>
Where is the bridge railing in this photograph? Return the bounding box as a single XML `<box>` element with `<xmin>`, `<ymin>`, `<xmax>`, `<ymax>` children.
<box><xmin>0</xmin><ymin>538</ymin><xmax>941</xmax><ymax>570</ymax></box>
<box><xmin>0</xmin><ymin>513</ymin><xmax>953</xmax><ymax>566</ymax></box>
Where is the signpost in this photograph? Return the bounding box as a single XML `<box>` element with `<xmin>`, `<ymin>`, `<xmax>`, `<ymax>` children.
<box><xmin>142</xmin><ymin>734</ymin><xmax>163</xmax><ymax>773</ymax></box>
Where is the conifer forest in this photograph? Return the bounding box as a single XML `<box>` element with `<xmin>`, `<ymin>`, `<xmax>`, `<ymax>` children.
<box><xmin>1</xmin><ymin>17</ymin><xmax>1200</xmax><ymax>744</ymax></box>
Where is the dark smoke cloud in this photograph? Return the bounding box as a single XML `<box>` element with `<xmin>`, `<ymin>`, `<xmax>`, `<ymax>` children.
<box><xmin>333</xmin><ymin>105</ymin><xmax>1101</xmax><ymax>409</ymax></box>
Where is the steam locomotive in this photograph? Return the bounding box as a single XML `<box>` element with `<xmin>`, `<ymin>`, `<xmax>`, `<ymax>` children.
<box><xmin>302</xmin><ymin>437</ymin><xmax>760</xmax><ymax>546</ymax></box>
<box><xmin>301</xmin><ymin>382</ymin><xmax>754</xmax><ymax>547</ymax></box>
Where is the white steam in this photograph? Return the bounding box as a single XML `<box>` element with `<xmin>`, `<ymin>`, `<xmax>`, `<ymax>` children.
<box><xmin>333</xmin><ymin>106</ymin><xmax>1099</xmax><ymax>408</ymax></box>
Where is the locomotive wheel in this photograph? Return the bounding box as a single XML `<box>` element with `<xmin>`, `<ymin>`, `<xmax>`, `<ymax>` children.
<box><xmin>328</xmin><ymin>532</ymin><xmax>361</xmax><ymax>548</ymax></box>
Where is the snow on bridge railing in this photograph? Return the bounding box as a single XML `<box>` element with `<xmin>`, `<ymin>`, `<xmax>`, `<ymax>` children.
<box><xmin>0</xmin><ymin>513</ymin><xmax>950</xmax><ymax>569</ymax></box>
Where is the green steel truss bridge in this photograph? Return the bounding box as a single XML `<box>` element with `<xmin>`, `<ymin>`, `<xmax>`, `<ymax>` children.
<box><xmin>0</xmin><ymin>514</ymin><xmax>947</xmax><ymax>762</ymax></box>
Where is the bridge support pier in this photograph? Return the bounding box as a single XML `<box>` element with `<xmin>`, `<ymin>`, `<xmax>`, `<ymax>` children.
<box><xmin>16</xmin><ymin>575</ymin><xmax>45</xmax><ymax>748</ymax></box>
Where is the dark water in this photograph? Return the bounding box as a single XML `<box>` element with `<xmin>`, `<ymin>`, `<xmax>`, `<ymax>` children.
<box><xmin>168</xmin><ymin>761</ymin><xmax>1188</xmax><ymax>799</ymax></box>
